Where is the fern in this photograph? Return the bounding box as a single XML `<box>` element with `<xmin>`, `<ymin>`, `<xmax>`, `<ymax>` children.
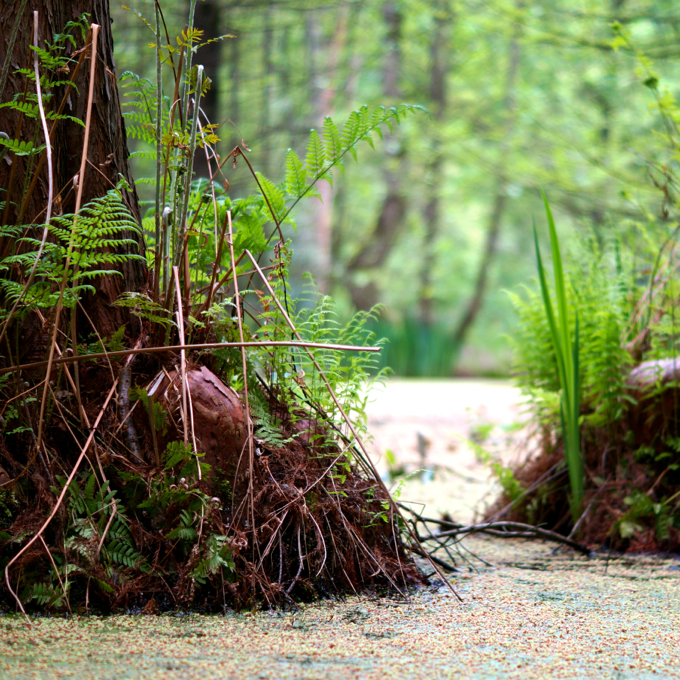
<box><xmin>105</xmin><ymin>539</ymin><xmax>145</xmax><ymax>569</ymax></box>
<box><xmin>256</xmin><ymin>172</ymin><xmax>286</xmax><ymax>222</ymax></box>
<box><xmin>0</xmin><ymin>136</ymin><xmax>44</xmax><ymax>157</ymax></box>
<box><xmin>191</xmin><ymin>534</ymin><xmax>235</xmax><ymax>584</ymax></box>
<box><xmin>120</xmin><ymin>71</ymin><xmax>167</xmax><ymax>148</ymax></box>
<box><xmin>250</xmin><ymin>390</ymin><xmax>294</xmax><ymax>448</ymax></box>
<box><xmin>163</xmin><ymin>441</ymin><xmax>194</xmax><ymax>470</ymax></box>
<box><xmin>28</xmin><ymin>582</ymin><xmax>65</xmax><ymax>608</ymax></box>
<box><xmin>285</xmin><ymin>150</ymin><xmax>308</xmax><ymax>199</ymax></box>
<box><xmin>511</xmin><ymin>232</ymin><xmax>636</xmax><ymax>428</ymax></box>
<box><xmin>271</xmin><ymin>104</ymin><xmax>424</xmax><ymax>224</ymax></box>
<box><xmin>166</xmin><ymin>508</ymin><xmax>198</xmax><ymax>541</ymax></box>
<box><xmin>0</xmin><ymin>185</ymin><xmax>143</xmax><ymax>313</ymax></box>
<box><xmin>115</xmin><ymin>292</ymin><xmax>175</xmax><ymax>328</ymax></box>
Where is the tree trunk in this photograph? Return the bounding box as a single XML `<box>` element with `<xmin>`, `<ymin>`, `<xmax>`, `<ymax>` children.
<box><xmin>193</xmin><ymin>0</ymin><xmax>221</xmax><ymax>179</ymax></box>
<box><xmin>344</xmin><ymin>0</ymin><xmax>407</xmax><ymax>310</ymax></box>
<box><xmin>307</xmin><ymin>7</ymin><xmax>348</xmax><ymax>294</ymax></box>
<box><xmin>418</xmin><ymin>0</ymin><xmax>452</xmax><ymax>325</ymax></box>
<box><xmin>0</xmin><ymin>0</ymin><xmax>146</xmax><ymax>340</ymax></box>
<box><xmin>452</xmin><ymin>15</ymin><xmax>522</xmax><ymax>349</ymax></box>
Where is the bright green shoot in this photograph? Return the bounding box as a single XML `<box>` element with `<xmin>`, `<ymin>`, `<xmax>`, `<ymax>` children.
<box><xmin>534</xmin><ymin>193</ymin><xmax>583</xmax><ymax>523</ymax></box>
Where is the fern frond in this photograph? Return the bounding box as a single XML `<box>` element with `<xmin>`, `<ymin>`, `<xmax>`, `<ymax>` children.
<box><xmin>256</xmin><ymin>173</ymin><xmax>286</xmax><ymax>221</ymax></box>
<box><xmin>304</xmin><ymin>130</ymin><xmax>326</xmax><ymax>178</ymax></box>
<box><xmin>285</xmin><ymin>150</ymin><xmax>307</xmax><ymax>198</ymax></box>
<box><xmin>279</xmin><ymin>104</ymin><xmax>424</xmax><ymax>222</ymax></box>
<box><xmin>0</xmin><ymin>136</ymin><xmax>44</xmax><ymax>156</ymax></box>
<box><xmin>322</xmin><ymin>116</ymin><xmax>342</xmax><ymax>160</ymax></box>
<box><xmin>114</xmin><ymin>292</ymin><xmax>175</xmax><ymax>328</ymax></box>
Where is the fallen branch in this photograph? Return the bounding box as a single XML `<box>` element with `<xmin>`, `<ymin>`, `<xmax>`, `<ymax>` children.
<box><xmin>416</xmin><ymin>519</ymin><xmax>590</xmax><ymax>556</ymax></box>
<box><xmin>407</xmin><ymin>545</ymin><xmax>459</xmax><ymax>573</ymax></box>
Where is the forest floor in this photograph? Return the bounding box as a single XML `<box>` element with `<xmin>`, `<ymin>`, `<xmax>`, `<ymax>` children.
<box><xmin>1</xmin><ymin>380</ymin><xmax>679</xmax><ymax>680</ymax></box>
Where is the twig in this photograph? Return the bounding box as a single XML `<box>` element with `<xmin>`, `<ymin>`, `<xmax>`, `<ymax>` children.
<box><xmin>173</xmin><ymin>267</ymin><xmax>189</xmax><ymax>448</ymax></box>
<box><xmin>407</xmin><ymin>545</ymin><xmax>458</xmax><ymax>573</ymax></box>
<box><xmin>200</xmin><ymin>209</ymin><xmax>231</xmax><ymax>315</ymax></box>
<box><xmin>562</xmin><ymin>476</ymin><xmax>612</xmax><ymax>545</ymax></box>
<box><xmin>422</xmin><ymin>520</ymin><xmax>590</xmax><ymax>555</ymax></box>
<box><xmin>173</xmin><ymin>266</ymin><xmax>200</xmax><ymax>479</ymax></box>
<box><xmin>39</xmin><ymin>535</ymin><xmax>72</xmax><ymax>615</ymax></box>
<box><xmin>227</xmin><ymin>212</ymin><xmax>256</xmax><ymax>551</ymax></box>
<box><xmin>17</xmin><ymin>29</ymin><xmax>92</xmax><ymax>224</ymax></box>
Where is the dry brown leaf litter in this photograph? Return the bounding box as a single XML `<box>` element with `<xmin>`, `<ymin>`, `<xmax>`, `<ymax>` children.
<box><xmin>1</xmin><ymin>536</ymin><xmax>679</xmax><ymax>680</ymax></box>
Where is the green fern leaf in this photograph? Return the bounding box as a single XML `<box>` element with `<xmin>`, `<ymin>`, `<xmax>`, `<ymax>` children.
<box><xmin>322</xmin><ymin>116</ymin><xmax>342</xmax><ymax>161</ymax></box>
<box><xmin>0</xmin><ymin>136</ymin><xmax>44</xmax><ymax>156</ymax></box>
<box><xmin>256</xmin><ymin>173</ymin><xmax>285</xmax><ymax>221</ymax></box>
<box><xmin>341</xmin><ymin>110</ymin><xmax>361</xmax><ymax>150</ymax></box>
<box><xmin>304</xmin><ymin>130</ymin><xmax>326</xmax><ymax>179</ymax></box>
<box><xmin>285</xmin><ymin>150</ymin><xmax>307</xmax><ymax>198</ymax></box>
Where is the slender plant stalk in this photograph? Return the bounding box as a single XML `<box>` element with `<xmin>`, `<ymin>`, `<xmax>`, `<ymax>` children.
<box><xmin>181</xmin><ymin>0</ymin><xmax>198</xmax><ymax>133</ymax></box>
<box><xmin>176</xmin><ymin>65</ymin><xmax>204</xmax><ymax>267</ymax></box>
<box><xmin>227</xmin><ymin>211</ymin><xmax>256</xmax><ymax>551</ymax></box>
<box><xmin>17</xmin><ymin>29</ymin><xmax>91</xmax><ymax>224</ymax></box>
<box><xmin>173</xmin><ymin>266</ymin><xmax>189</xmax><ymax>447</ymax></box>
<box><xmin>0</xmin><ymin>340</ymin><xmax>380</xmax><ymax>380</ymax></box>
<box><xmin>36</xmin><ymin>23</ymin><xmax>100</xmax><ymax>451</ymax></box>
<box><xmin>153</xmin><ymin>1</ymin><xmax>163</xmax><ymax>302</ymax></box>
<box><xmin>534</xmin><ymin>193</ymin><xmax>583</xmax><ymax>522</ymax></box>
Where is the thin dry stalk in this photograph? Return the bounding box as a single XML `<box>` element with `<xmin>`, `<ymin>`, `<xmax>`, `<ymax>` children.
<box><xmin>0</xmin><ymin>339</ymin><xmax>380</xmax><ymax>378</ymax></box>
<box><xmin>17</xmin><ymin>29</ymin><xmax>92</xmax><ymax>224</ymax></box>
<box><xmin>427</xmin><ymin>520</ymin><xmax>590</xmax><ymax>555</ymax></box>
<box><xmin>36</xmin><ymin>22</ymin><xmax>100</xmax><ymax>451</ymax></box>
<box><xmin>173</xmin><ymin>266</ymin><xmax>189</xmax><ymax>448</ymax></box>
<box><xmin>201</xmin><ymin>209</ymin><xmax>231</xmax><ymax>314</ymax></box>
<box><xmin>173</xmin><ymin>266</ymin><xmax>200</xmax><ymax>478</ymax></box>
<box><xmin>227</xmin><ymin>212</ymin><xmax>256</xmax><ymax>552</ymax></box>
<box><xmin>39</xmin><ymin>535</ymin><xmax>71</xmax><ymax>615</ymax></box>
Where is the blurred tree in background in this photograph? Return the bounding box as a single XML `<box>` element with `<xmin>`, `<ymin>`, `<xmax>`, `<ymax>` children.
<box><xmin>111</xmin><ymin>0</ymin><xmax>680</xmax><ymax>375</ymax></box>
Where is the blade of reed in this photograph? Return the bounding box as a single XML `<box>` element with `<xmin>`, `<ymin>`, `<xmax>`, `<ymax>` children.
<box><xmin>534</xmin><ymin>194</ymin><xmax>583</xmax><ymax>522</ymax></box>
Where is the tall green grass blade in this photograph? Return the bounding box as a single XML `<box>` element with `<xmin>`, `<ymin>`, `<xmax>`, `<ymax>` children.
<box><xmin>534</xmin><ymin>197</ymin><xmax>583</xmax><ymax>522</ymax></box>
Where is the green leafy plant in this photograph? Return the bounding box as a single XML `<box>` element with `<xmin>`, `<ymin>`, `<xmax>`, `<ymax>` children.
<box><xmin>0</xmin><ymin>184</ymin><xmax>143</xmax><ymax>316</ymax></box>
<box><xmin>0</xmin><ymin>1</ymin><xmax>429</xmax><ymax>613</ymax></box>
<box><xmin>533</xmin><ymin>195</ymin><xmax>583</xmax><ymax>522</ymax></box>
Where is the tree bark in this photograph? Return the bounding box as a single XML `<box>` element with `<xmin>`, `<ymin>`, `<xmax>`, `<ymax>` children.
<box><xmin>418</xmin><ymin>0</ymin><xmax>452</xmax><ymax>325</ymax></box>
<box><xmin>452</xmin><ymin>15</ymin><xmax>522</xmax><ymax>349</ymax></box>
<box><xmin>0</xmin><ymin>0</ymin><xmax>146</xmax><ymax>339</ymax></box>
<box><xmin>307</xmin><ymin>7</ymin><xmax>348</xmax><ymax>294</ymax></box>
<box><xmin>193</xmin><ymin>0</ymin><xmax>221</xmax><ymax>179</ymax></box>
<box><xmin>344</xmin><ymin>0</ymin><xmax>407</xmax><ymax>310</ymax></box>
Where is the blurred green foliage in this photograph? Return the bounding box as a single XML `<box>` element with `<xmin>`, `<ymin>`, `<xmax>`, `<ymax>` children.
<box><xmin>111</xmin><ymin>0</ymin><xmax>680</xmax><ymax>375</ymax></box>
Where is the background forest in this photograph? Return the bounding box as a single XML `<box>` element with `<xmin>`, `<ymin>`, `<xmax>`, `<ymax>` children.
<box><xmin>112</xmin><ymin>0</ymin><xmax>680</xmax><ymax>376</ymax></box>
